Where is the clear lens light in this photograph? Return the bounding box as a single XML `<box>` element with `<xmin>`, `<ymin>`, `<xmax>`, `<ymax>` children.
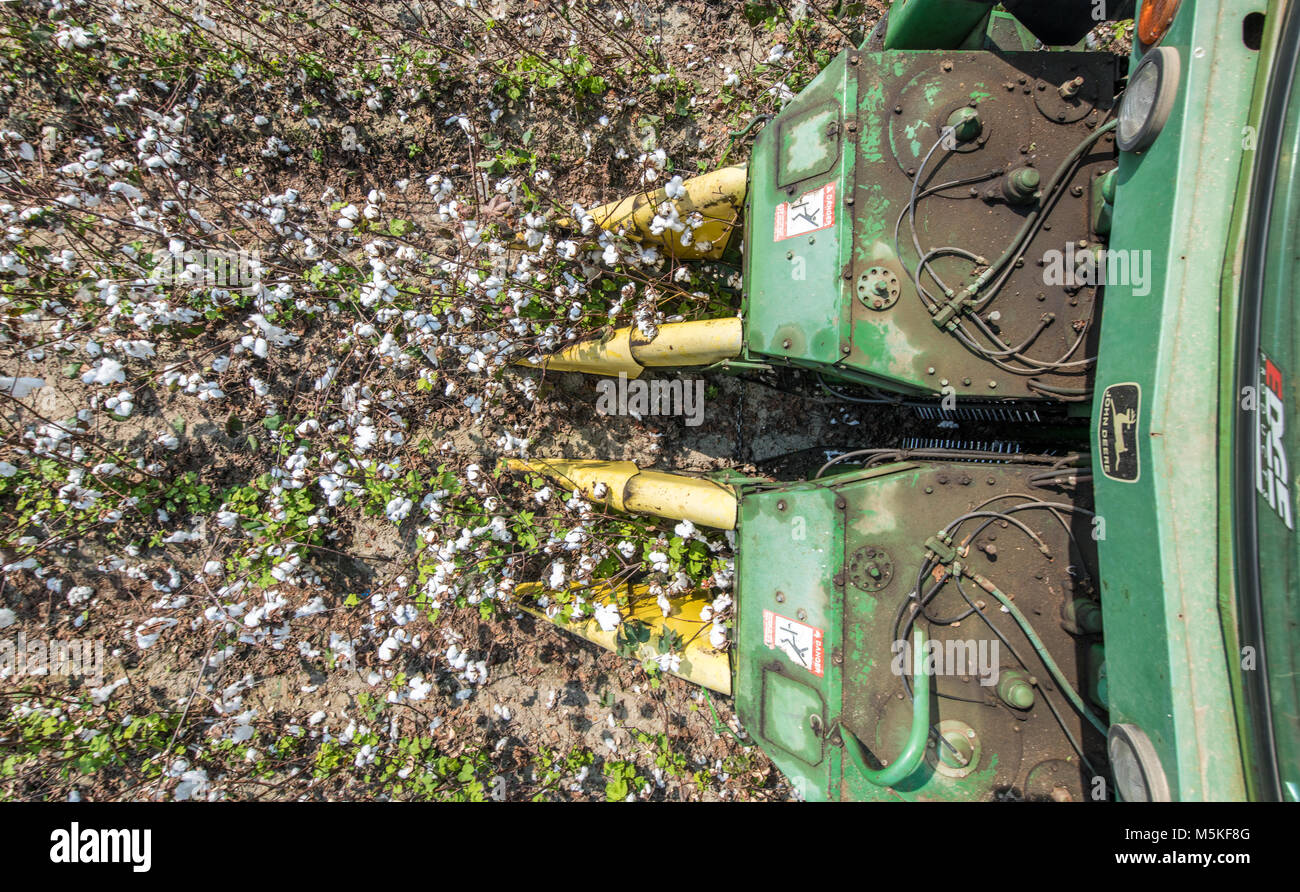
<box><xmin>1107</xmin><ymin>723</ymin><xmax>1171</xmax><ymax>801</ymax></box>
<box><xmin>1119</xmin><ymin>63</ymin><xmax>1160</xmax><ymax>147</ymax></box>
<box><xmin>1117</xmin><ymin>48</ymin><xmax>1180</xmax><ymax>152</ymax></box>
<box><xmin>1109</xmin><ymin>736</ymin><xmax>1151</xmax><ymax>801</ymax></box>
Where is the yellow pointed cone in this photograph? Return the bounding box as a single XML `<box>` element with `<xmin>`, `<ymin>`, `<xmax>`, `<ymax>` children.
<box><xmin>503</xmin><ymin>458</ymin><xmax>737</xmax><ymax>529</ymax></box>
<box><xmin>569</xmin><ymin>165</ymin><xmax>746</xmax><ymax>261</ymax></box>
<box><xmin>516</xmin><ymin>327</ymin><xmax>644</xmax><ymax>378</ymax></box>
<box><xmin>517</xmin><ymin>317</ymin><xmax>743</xmax><ymax>379</ymax></box>
<box><xmin>513</xmin><ymin>579</ymin><xmax>731</xmax><ymax>694</ymax></box>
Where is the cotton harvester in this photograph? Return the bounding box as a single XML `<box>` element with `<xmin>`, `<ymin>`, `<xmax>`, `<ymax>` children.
<box><xmin>505</xmin><ymin>0</ymin><xmax>1300</xmax><ymax>802</ymax></box>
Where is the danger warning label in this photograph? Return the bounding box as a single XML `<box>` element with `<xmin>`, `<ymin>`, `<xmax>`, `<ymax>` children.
<box><xmin>774</xmin><ymin>181</ymin><xmax>835</xmax><ymax>242</ymax></box>
<box><xmin>762</xmin><ymin>609</ymin><xmax>825</xmax><ymax>677</ymax></box>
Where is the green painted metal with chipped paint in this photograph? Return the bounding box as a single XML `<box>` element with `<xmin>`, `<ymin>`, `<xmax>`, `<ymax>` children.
<box><xmin>731</xmin><ymin>459</ymin><xmax>1098</xmax><ymax>801</ymax></box>
<box><xmin>739</xmin><ymin>28</ymin><xmax>1118</xmax><ymax>401</ymax></box>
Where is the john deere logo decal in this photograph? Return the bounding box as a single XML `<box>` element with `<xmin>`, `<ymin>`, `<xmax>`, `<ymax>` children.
<box><xmin>1098</xmin><ymin>383</ymin><xmax>1140</xmax><ymax>482</ymax></box>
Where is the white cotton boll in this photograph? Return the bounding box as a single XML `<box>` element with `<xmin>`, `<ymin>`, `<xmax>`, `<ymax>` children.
<box><xmin>0</xmin><ymin>377</ymin><xmax>44</xmax><ymax>399</ymax></box>
<box><xmin>649</xmin><ymin>550</ymin><xmax>670</xmax><ymax>573</ymax></box>
<box><xmin>378</xmin><ymin>635</ymin><xmax>400</xmax><ymax>661</ymax></box>
<box><xmin>104</xmin><ymin>390</ymin><xmax>134</xmax><ymax>417</ymax></box>
<box><xmin>385</xmin><ymin>496</ymin><xmax>413</xmax><ymax>523</ymax></box>
<box><xmin>0</xmin><ymin>608</ymin><xmax>15</xmax><ymax>629</ymax></box>
<box><xmin>674</xmin><ymin>519</ymin><xmax>696</xmax><ymax>539</ymax></box>
<box><xmin>709</xmin><ymin>621</ymin><xmax>728</xmax><ymax>649</ymax></box>
<box><xmin>655</xmin><ymin>652</ymin><xmax>681</xmax><ymax>673</ymax></box>
<box><xmin>203</xmin><ymin>561</ymin><xmax>223</xmax><ymax>576</ymax></box>
<box><xmin>135</xmin><ymin>617</ymin><xmax>179</xmax><ymax>649</ymax></box>
<box><xmin>593</xmin><ymin>602</ymin><xmax>621</xmax><ymax>632</ymax></box>
<box><xmin>0</xmin><ymin>462</ymin><xmax>16</xmax><ymax>478</ymax></box>
<box><xmin>253</xmin><ymin>115</ymin><xmax>270</xmax><ymax>127</ymax></box>
<box><xmin>353</xmin><ymin>424</ymin><xmax>377</xmax><ymax>451</ymax></box>
<box><xmin>81</xmin><ymin>359</ymin><xmax>125</xmax><ymax>386</ymax></box>
<box><xmin>664</xmin><ymin>175</ymin><xmax>686</xmax><ymax>200</ymax></box>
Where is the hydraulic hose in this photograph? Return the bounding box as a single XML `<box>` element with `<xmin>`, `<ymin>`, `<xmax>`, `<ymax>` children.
<box><xmin>969</xmin><ymin>571</ymin><xmax>1108</xmax><ymax>737</ymax></box>
<box><xmin>844</xmin><ymin>626</ymin><xmax>930</xmax><ymax>787</ymax></box>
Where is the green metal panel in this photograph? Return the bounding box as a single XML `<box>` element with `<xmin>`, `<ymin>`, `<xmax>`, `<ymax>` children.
<box><xmin>743</xmin><ymin>47</ymin><xmax>1117</xmax><ymax>400</ymax></box>
<box><xmin>1092</xmin><ymin>0</ymin><xmax>1267</xmax><ymax>801</ymax></box>
<box><xmin>734</xmin><ymin>460</ymin><xmax>1101</xmax><ymax>801</ymax></box>
<box><xmin>742</xmin><ymin>53</ymin><xmax>857</xmax><ymax>370</ymax></box>
<box><xmin>884</xmin><ymin>0</ymin><xmax>995</xmax><ymax>50</ymax></box>
<box><xmin>733</xmin><ymin>482</ymin><xmax>844</xmax><ymax>799</ymax></box>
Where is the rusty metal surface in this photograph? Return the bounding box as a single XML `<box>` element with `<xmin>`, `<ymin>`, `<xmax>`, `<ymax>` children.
<box><xmin>841</xmin><ymin>50</ymin><xmax>1120</xmax><ymax>400</ymax></box>
<box><xmin>833</xmin><ymin>461</ymin><xmax>1102</xmax><ymax>800</ymax></box>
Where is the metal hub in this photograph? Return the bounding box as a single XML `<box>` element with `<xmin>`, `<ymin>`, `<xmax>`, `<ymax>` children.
<box><xmin>847</xmin><ymin>544</ymin><xmax>894</xmax><ymax>591</ymax></box>
<box><xmin>928</xmin><ymin>719</ymin><xmax>982</xmax><ymax>778</ymax></box>
<box><xmin>856</xmin><ymin>267</ymin><xmax>901</xmax><ymax>311</ymax></box>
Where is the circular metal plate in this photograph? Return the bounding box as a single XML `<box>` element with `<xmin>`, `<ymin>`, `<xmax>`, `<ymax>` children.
<box><xmin>1033</xmin><ymin>77</ymin><xmax>1101</xmax><ymax>124</ymax></box>
<box><xmin>856</xmin><ymin>266</ymin><xmax>900</xmax><ymax>310</ymax></box>
<box><xmin>888</xmin><ymin>60</ymin><xmax>1025</xmax><ymax>178</ymax></box>
<box><xmin>847</xmin><ymin>545</ymin><xmax>893</xmax><ymax>592</ymax></box>
<box><xmin>1025</xmin><ymin>758</ymin><xmax>1086</xmax><ymax>802</ymax></box>
<box><xmin>926</xmin><ymin>719</ymin><xmax>982</xmax><ymax>778</ymax></box>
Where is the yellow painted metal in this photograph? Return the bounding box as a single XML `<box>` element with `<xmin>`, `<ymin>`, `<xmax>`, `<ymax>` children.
<box><xmin>576</xmin><ymin>165</ymin><xmax>747</xmax><ymax>261</ymax></box>
<box><xmin>512</xmin><ymin>579</ymin><xmax>732</xmax><ymax>694</ymax></box>
<box><xmin>518</xmin><ymin>317</ymin><xmax>744</xmax><ymax>378</ymax></box>
<box><xmin>622</xmin><ymin>470</ymin><xmax>737</xmax><ymax>530</ymax></box>
<box><xmin>631</xmin><ymin>317</ymin><xmax>743</xmax><ymax>367</ymax></box>
<box><xmin>516</xmin><ymin>327</ymin><xmax>644</xmax><ymax>378</ymax></box>
<box><xmin>503</xmin><ymin>458</ymin><xmax>638</xmax><ymax>511</ymax></box>
<box><xmin>503</xmin><ymin>458</ymin><xmax>738</xmax><ymax>529</ymax></box>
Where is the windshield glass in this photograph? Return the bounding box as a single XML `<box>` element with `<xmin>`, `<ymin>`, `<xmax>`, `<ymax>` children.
<box><xmin>1240</xmin><ymin>12</ymin><xmax>1300</xmax><ymax>801</ymax></box>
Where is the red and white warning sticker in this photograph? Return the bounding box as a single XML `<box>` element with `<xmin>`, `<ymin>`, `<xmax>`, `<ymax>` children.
<box><xmin>763</xmin><ymin>609</ymin><xmax>825</xmax><ymax>677</ymax></box>
<box><xmin>774</xmin><ymin>181</ymin><xmax>836</xmax><ymax>242</ymax></box>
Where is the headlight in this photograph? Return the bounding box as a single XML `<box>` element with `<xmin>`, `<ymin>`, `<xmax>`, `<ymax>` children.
<box><xmin>1108</xmin><ymin>723</ymin><xmax>1172</xmax><ymax>801</ymax></box>
<box><xmin>1138</xmin><ymin>0</ymin><xmax>1182</xmax><ymax>47</ymax></box>
<box><xmin>1117</xmin><ymin>47</ymin><xmax>1181</xmax><ymax>153</ymax></box>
